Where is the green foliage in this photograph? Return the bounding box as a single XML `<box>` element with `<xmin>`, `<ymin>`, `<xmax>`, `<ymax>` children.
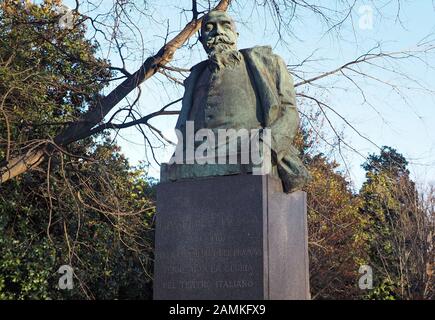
<box><xmin>297</xmin><ymin>122</ymin><xmax>432</xmax><ymax>300</ymax></box>
<box><xmin>303</xmin><ymin>153</ymin><xmax>368</xmax><ymax>299</ymax></box>
<box><xmin>0</xmin><ymin>1</ymin><xmax>154</xmax><ymax>300</ymax></box>
<box><xmin>359</xmin><ymin>147</ymin><xmax>431</xmax><ymax>300</ymax></box>
<box><xmin>0</xmin><ymin>142</ymin><xmax>156</xmax><ymax>299</ymax></box>
<box><xmin>366</xmin><ymin>279</ymin><xmax>398</xmax><ymax>300</ymax></box>
<box><xmin>362</xmin><ymin>146</ymin><xmax>409</xmax><ymax>178</ymax></box>
<box><xmin>0</xmin><ymin>0</ymin><xmax>111</xmax><ymax>144</ymax></box>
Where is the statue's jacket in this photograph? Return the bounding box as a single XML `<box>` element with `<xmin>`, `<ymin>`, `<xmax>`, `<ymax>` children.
<box><xmin>175</xmin><ymin>45</ymin><xmax>311</xmax><ymax>192</ymax></box>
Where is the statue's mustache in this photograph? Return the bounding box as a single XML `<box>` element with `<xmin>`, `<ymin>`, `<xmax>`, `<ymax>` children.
<box><xmin>206</xmin><ymin>35</ymin><xmax>235</xmax><ymax>48</ymax></box>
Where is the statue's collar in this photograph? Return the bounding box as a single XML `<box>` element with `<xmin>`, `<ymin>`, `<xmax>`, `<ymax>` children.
<box><xmin>190</xmin><ymin>45</ymin><xmax>273</xmax><ymax>72</ymax></box>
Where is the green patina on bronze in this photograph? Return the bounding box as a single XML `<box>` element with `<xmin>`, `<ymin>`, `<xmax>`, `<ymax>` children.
<box><xmin>161</xmin><ymin>11</ymin><xmax>311</xmax><ymax>193</ymax></box>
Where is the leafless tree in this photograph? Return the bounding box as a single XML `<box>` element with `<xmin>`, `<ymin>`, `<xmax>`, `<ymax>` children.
<box><xmin>1</xmin><ymin>0</ymin><xmax>434</xmax><ymax>184</ymax></box>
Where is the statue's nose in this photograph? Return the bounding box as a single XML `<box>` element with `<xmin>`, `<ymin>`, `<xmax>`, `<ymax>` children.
<box><xmin>215</xmin><ymin>24</ymin><xmax>224</xmax><ymax>35</ymax></box>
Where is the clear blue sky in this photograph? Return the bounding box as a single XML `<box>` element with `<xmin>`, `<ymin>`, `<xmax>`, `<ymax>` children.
<box><xmin>63</xmin><ymin>0</ymin><xmax>435</xmax><ymax>190</ymax></box>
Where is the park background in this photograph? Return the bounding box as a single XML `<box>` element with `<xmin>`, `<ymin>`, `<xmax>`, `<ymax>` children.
<box><xmin>0</xmin><ymin>0</ymin><xmax>433</xmax><ymax>299</ymax></box>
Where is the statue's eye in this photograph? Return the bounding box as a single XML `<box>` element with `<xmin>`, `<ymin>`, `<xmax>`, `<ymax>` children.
<box><xmin>223</xmin><ymin>22</ymin><xmax>231</xmax><ymax>29</ymax></box>
<box><xmin>206</xmin><ymin>23</ymin><xmax>213</xmax><ymax>31</ymax></box>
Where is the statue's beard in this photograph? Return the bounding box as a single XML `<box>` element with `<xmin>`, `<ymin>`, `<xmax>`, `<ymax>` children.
<box><xmin>206</xmin><ymin>36</ymin><xmax>242</xmax><ymax>71</ymax></box>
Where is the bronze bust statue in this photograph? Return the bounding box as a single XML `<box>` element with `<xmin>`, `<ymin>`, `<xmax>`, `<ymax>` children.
<box><xmin>161</xmin><ymin>10</ymin><xmax>311</xmax><ymax>193</ymax></box>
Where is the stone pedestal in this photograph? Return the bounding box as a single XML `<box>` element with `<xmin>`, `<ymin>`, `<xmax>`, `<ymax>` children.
<box><xmin>153</xmin><ymin>174</ymin><xmax>310</xmax><ymax>300</ymax></box>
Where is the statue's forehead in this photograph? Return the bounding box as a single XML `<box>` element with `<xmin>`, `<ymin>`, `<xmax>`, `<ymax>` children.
<box><xmin>204</xmin><ymin>12</ymin><xmax>235</xmax><ymax>25</ymax></box>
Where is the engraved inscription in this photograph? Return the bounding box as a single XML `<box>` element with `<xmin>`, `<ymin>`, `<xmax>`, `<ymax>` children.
<box><xmin>164</xmin><ymin>262</ymin><xmax>254</xmax><ymax>275</ymax></box>
<box><xmin>154</xmin><ymin>176</ymin><xmax>266</xmax><ymax>299</ymax></box>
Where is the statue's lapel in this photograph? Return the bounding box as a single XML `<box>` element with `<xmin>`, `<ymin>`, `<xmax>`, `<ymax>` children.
<box><xmin>175</xmin><ymin>60</ymin><xmax>208</xmax><ymax>130</ymax></box>
<box><xmin>241</xmin><ymin>46</ymin><xmax>280</xmax><ymax>126</ymax></box>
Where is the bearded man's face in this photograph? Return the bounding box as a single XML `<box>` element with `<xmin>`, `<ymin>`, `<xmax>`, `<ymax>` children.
<box><xmin>200</xmin><ymin>11</ymin><xmax>238</xmax><ymax>54</ymax></box>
